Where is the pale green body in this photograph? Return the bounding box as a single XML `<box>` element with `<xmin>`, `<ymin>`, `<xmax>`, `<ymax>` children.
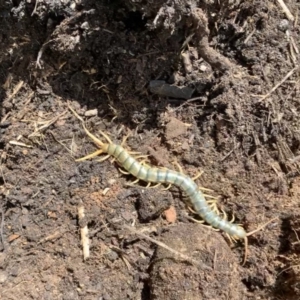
<box><xmin>107</xmin><ymin>144</ymin><xmax>246</xmax><ymax>239</ymax></box>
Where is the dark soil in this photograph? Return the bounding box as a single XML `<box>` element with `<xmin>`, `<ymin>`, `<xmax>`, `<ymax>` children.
<box><xmin>1</xmin><ymin>0</ymin><xmax>300</xmax><ymax>299</ymax></box>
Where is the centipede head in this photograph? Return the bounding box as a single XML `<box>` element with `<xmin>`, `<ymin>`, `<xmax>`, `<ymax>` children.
<box><xmin>68</xmin><ymin>104</ymin><xmax>111</xmax><ymax>161</ymax></box>
<box><xmin>224</xmin><ymin>225</ymin><xmax>248</xmax><ymax>266</ymax></box>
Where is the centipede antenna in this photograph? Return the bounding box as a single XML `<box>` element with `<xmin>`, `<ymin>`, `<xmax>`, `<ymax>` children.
<box><xmin>84</xmin><ymin>125</ymin><xmax>106</xmax><ymax>147</ymax></box>
<box><xmin>246</xmin><ymin>216</ymin><xmax>278</xmax><ymax>237</ymax></box>
<box><xmin>240</xmin><ymin>217</ymin><xmax>278</xmax><ymax>266</ymax></box>
<box><xmin>68</xmin><ymin>104</ymin><xmax>84</xmax><ymax>123</ymax></box>
<box><xmin>76</xmin><ymin>149</ymin><xmax>104</xmax><ymax>162</ymax></box>
<box><xmin>98</xmin><ymin>130</ymin><xmax>113</xmax><ymax>144</ymax></box>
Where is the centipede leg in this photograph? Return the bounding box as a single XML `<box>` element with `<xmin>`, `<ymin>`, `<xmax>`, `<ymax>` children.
<box><xmin>134</xmin><ymin>155</ymin><xmax>151</xmax><ymax>165</ymax></box>
<box><xmin>192</xmin><ymin>171</ymin><xmax>204</xmax><ymax>181</ymax></box>
<box><xmin>119</xmin><ymin>168</ymin><xmax>130</xmax><ymax>175</ymax></box>
<box><xmin>221</xmin><ymin>208</ymin><xmax>228</xmax><ymax>220</ymax></box>
<box><xmin>173</xmin><ymin>161</ymin><xmax>206</xmax><ymax>184</ymax></box>
<box><xmin>120</xmin><ymin>132</ymin><xmax>131</xmax><ymax>147</ymax></box>
<box><xmin>76</xmin><ymin>149</ymin><xmax>104</xmax><ymax>162</ymax></box>
<box><xmin>225</xmin><ymin>233</ymin><xmax>235</xmax><ymax>245</ymax></box>
<box><xmin>163</xmin><ymin>184</ymin><xmax>172</xmax><ymax>190</ymax></box>
<box><xmin>126</xmin><ymin>178</ymin><xmax>140</xmax><ymax>186</ymax></box>
<box><xmin>150</xmin><ymin>183</ymin><xmax>161</xmax><ymax>188</ymax></box>
<box><xmin>133</xmin><ymin>154</ymin><xmax>148</xmax><ymax>159</ymax></box>
<box><xmin>139</xmin><ymin>160</ymin><xmax>152</xmax><ymax>168</ymax></box>
<box><xmin>207</xmin><ymin>200</ymin><xmax>219</xmax><ymax>214</ymax></box>
<box><xmin>173</xmin><ymin>160</ymin><xmax>184</xmax><ymax>174</ymax></box>
<box><xmin>199</xmin><ymin>187</ymin><xmax>215</xmax><ymax>192</ymax></box>
<box><xmin>190</xmin><ymin>217</ymin><xmax>204</xmax><ymax>224</ymax></box>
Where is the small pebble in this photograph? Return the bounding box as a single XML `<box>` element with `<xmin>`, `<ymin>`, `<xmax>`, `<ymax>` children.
<box><xmin>81</xmin><ymin>21</ymin><xmax>89</xmax><ymax>30</ymax></box>
<box><xmin>84</xmin><ymin>109</ymin><xmax>98</xmax><ymax>117</ymax></box>
<box><xmin>199</xmin><ymin>64</ymin><xmax>207</xmax><ymax>72</ymax></box>
<box><xmin>278</xmin><ymin>19</ymin><xmax>289</xmax><ymax>32</ymax></box>
<box><xmin>163</xmin><ymin>206</ymin><xmax>177</xmax><ymax>223</ymax></box>
<box><xmin>0</xmin><ymin>271</ymin><xmax>8</xmax><ymax>284</ymax></box>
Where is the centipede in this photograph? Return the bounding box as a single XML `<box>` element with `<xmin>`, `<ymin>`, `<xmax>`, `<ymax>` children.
<box><xmin>69</xmin><ymin>105</ymin><xmax>277</xmax><ymax>265</ymax></box>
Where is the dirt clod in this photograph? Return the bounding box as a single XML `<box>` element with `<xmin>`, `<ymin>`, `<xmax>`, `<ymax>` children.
<box><xmin>149</xmin><ymin>224</ymin><xmax>243</xmax><ymax>300</ymax></box>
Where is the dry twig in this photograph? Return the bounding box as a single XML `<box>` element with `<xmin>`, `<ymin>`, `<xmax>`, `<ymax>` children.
<box><xmin>28</xmin><ymin>110</ymin><xmax>67</xmax><ymax>138</ymax></box>
<box><xmin>7</xmin><ymin>80</ymin><xmax>24</xmax><ymax>101</ymax></box>
<box><xmin>257</xmin><ymin>65</ymin><xmax>299</xmax><ymax>102</ymax></box>
<box><xmin>0</xmin><ymin>207</ymin><xmax>5</xmax><ymax>250</ymax></box>
<box><xmin>78</xmin><ymin>202</ymin><xmax>90</xmax><ymax>260</ymax></box>
<box><xmin>276</xmin><ymin>0</ymin><xmax>295</xmax><ymax>22</ymax></box>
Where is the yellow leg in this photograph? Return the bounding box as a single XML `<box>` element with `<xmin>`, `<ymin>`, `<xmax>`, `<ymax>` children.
<box><xmin>134</xmin><ymin>154</ymin><xmax>149</xmax><ymax>160</ymax></box>
<box><xmin>119</xmin><ymin>168</ymin><xmax>130</xmax><ymax>175</ymax></box>
<box><xmin>120</xmin><ymin>131</ymin><xmax>131</xmax><ymax>147</ymax></box>
<box><xmin>127</xmin><ymin>151</ymin><xmax>142</xmax><ymax>155</ymax></box>
<box><xmin>68</xmin><ymin>104</ymin><xmax>112</xmax><ymax>152</ymax></box>
<box><xmin>202</xmin><ymin>193</ymin><xmax>218</xmax><ymax>199</ymax></box>
<box><xmin>98</xmin><ymin>130</ymin><xmax>113</xmax><ymax>144</ymax></box>
<box><xmin>126</xmin><ymin>178</ymin><xmax>139</xmax><ymax>186</ymax></box>
<box><xmin>150</xmin><ymin>183</ymin><xmax>161</xmax><ymax>188</ymax></box>
<box><xmin>96</xmin><ymin>154</ymin><xmax>110</xmax><ymax>162</ymax></box>
<box><xmin>199</xmin><ymin>186</ymin><xmax>215</xmax><ymax>192</ymax></box>
<box><xmin>162</xmin><ymin>184</ymin><xmax>172</xmax><ymax>191</ymax></box>
<box><xmin>221</xmin><ymin>208</ymin><xmax>228</xmax><ymax>220</ymax></box>
<box><xmin>192</xmin><ymin>171</ymin><xmax>204</xmax><ymax>181</ymax></box>
<box><xmin>173</xmin><ymin>160</ymin><xmax>184</xmax><ymax>174</ymax></box>
<box><xmin>76</xmin><ymin>149</ymin><xmax>103</xmax><ymax>162</ymax></box>
<box><xmin>207</xmin><ymin>200</ymin><xmax>219</xmax><ymax>214</ymax></box>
